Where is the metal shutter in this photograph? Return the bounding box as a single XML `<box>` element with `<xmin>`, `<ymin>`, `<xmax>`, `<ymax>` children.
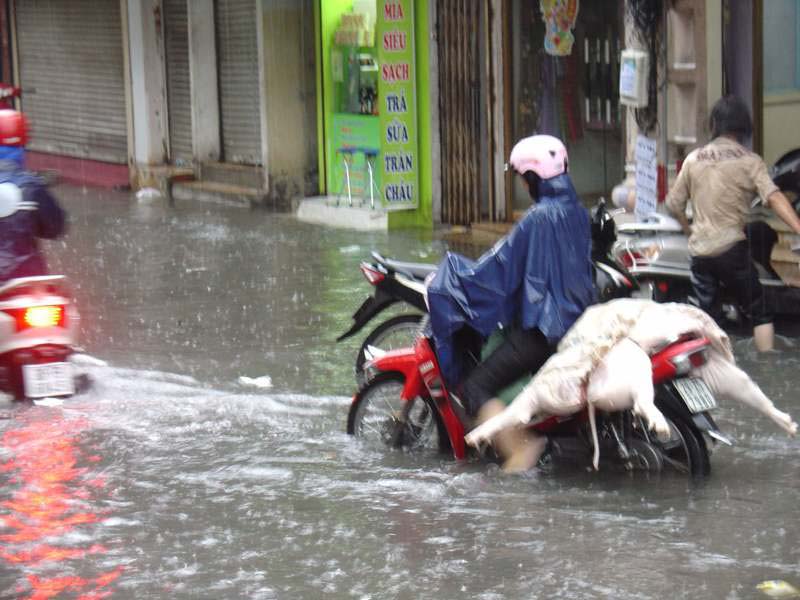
<box><xmin>15</xmin><ymin>0</ymin><xmax>127</xmax><ymax>164</ymax></box>
<box><xmin>164</xmin><ymin>0</ymin><xmax>193</xmax><ymax>165</ymax></box>
<box><xmin>216</xmin><ymin>0</ymin><xmax>262</xmax><ymax>165</ymax></box>
<box><xmin>437</xmin><ymin>0</ymin><xmax>487</xmax><ymax>225</ymax></box>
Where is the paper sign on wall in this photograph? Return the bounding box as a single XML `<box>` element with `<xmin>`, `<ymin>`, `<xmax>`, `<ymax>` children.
<box><xmin>634</xmin><ymin>135</ymin><xmax>658</xmax><ymax>219</ymax></box>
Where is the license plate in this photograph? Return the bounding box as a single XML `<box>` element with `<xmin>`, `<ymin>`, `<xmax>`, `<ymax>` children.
<box><xmin>22</xmin><ymin>362</ymin><xmax>75</xmax><ymax>398</ymax></box>
<box><xmin>673</xmin><ymin>378</ymin><xmax>717</xmax><ymax>413</ymax></box>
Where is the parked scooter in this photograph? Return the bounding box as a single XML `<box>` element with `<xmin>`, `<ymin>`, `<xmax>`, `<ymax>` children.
<box><xmin>337</xmin><ymin>253</ymin><xmax>431</xmax><ymax>386</ymax></box>
<box><xmin>0</xmin><ymin>84</ymin><xmax>22</xmax><ymax>109</ymax></box>
<box><xmin>0</xmin><ymin>276</ymin><xmax>81</xmax><ymax>400</ymax></box>
<box><xmin>347</xmin><ymin>313</ymin><xmax>728</xmax><ymax>477</ymax></box>
<box><xmin>612</xmin><ymin>148</ymin><xmax>800</xmax><ymax>317</ymax></box>
<box><xmin>339</xmin><ymin>200</ymin><xmax>635</xmax><ymax>386</ymax></box>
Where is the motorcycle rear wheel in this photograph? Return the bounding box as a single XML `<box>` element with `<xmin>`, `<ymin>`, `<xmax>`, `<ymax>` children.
<box><xmin>347</xmin><ymin>371</ymin><xmax>449</xmax><ymax>454</ymax></box>
<box><xmin>650</xmin><ymin>413</ymin><xmax>710</xmax><ymax>477</ymax></box>
<box><xmin>355</xmin><ymin>314</ymin><xmax>423</xmax><ymax>386</ymax></box>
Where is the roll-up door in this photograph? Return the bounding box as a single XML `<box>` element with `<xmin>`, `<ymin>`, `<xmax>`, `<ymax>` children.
<box><xmin>216</xmin><ymin>0</ymin><xmax>262</xmax><ymax>165</ymax></box>
<box><xmin>15</xmin><ymin>0</ymin><xmax>127</xmax><ymax>164</ymax></box>
<box><xmin>164</xmin><ymin>0</ymin><xmax>193</xmax><ymax>165</ymax></box>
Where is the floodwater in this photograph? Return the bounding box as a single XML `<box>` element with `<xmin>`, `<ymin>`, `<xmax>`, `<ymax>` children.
<box><xmin>1</xmin><ymin>186</ymin><xmax>798</xmax><ymax>599</ymax></box>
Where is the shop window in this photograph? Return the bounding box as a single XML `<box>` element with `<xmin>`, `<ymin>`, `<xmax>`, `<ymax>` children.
<box><xmin>763</xmin><ymin>0</ymin><xmax>800</xmax><ymax>95</ymax></box>
<box><xmin>509</xmin><ymin>0</ymin><xmax>624</xmax><ymax>210</ymax></box>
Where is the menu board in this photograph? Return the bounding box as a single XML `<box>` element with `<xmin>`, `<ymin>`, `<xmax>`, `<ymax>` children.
<box><xmin>377</xmin><ymin>0</ymin><xmax>418</xmax><ymax>210</ymax></box>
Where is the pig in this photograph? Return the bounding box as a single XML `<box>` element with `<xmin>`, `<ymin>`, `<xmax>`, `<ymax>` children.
<box><xmin>464</xmin><ymin>299</ymin><xmax>797</xmax><ymax>471</ymax></box>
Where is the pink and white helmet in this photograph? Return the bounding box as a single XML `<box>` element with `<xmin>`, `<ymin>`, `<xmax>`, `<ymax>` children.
<box><xmin>507</xmin><ymin>134</ymin><xmax>568</xmax><ymax>180</ymax></box>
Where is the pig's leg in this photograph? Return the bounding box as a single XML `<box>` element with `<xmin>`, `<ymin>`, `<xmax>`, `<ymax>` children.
<box><xmin>464</xmin><ymin>388</ymin><xmax>541</xmax><ymax>448</ymax></box>
<box><xmin>696</xmin><ymin>356</ymin><xmax>797</xmax><ymax>435</ymax></box>
<box><xmin>587</xmin><ymin>339</ymin><xmax>670</xmax><ymax>439</ymax></box>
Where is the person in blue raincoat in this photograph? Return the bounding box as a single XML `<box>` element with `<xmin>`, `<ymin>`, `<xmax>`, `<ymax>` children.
<box><xmin>426</xmin><ymin>135</ymin><xmax>595</xmax><ymax>431</ymax></box>
<box><xmin>0</xmin><ymin>110</ymin><xmax>66</xmax><ymax>284</ymax></box>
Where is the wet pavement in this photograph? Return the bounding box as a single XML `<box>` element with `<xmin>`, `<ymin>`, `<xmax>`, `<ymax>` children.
<box><xmin>1</xmin><ymin>184</ymin><xmax>799</xmax><ymax>599</ymax></box>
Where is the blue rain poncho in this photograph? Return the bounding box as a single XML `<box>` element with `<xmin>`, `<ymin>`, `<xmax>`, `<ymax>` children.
<box><xmin>0</xmin><ymin>150</ymin><xmax>66</xmax><ymax>283</ymax></box>
<box><xmin>427</xmin><ymin>173</ymin><xmax>596</xmax><ymax>386</ymax></box>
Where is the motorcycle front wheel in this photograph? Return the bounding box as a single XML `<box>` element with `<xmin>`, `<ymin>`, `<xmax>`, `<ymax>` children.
<box><xmin>347</xmin><ymin>371</ymin><xmax>449</xmax><ymax>454</ymax></box>
<box><xmin>355</xmin><ymin>314</ymin><xmax>423</xmax><ymax>386</ymax></box>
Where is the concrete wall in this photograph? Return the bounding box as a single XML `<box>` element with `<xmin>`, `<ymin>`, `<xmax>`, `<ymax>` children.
<box><xmin>127</xmin><ymin>0</ymin><xmax>168</xmax><ymax>166</ymax></box>
<box><xmin>705</xmin><ymin>0</ymin><xmax>722</xmax><ymax>111</ymax></box>
<box><xmin>762</xmin><ymin>0</ymin><xmax>800</xmax><ymax>165</ymax></box>
<box><xmin>262</xmin><ymin>0</ymin><xmax>318</xmax><ymax>202</ymax></box>
<box><xmin>722</xmin><ymin>0</ymin><xmax>754</xmax><ymax>132</ymax></box>
<box><xmin>188</xmin><ymin>0</ymin><xmax>220</xmax><ymax>163</ymax></box>
<box><xmin>763</xmin><ymin>95</ymin><xmax>800</xmax><ymax>165</ymax></box>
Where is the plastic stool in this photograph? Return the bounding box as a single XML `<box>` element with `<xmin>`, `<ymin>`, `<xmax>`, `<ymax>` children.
<box><xmin>362</xmin><ymin>148</ymin><xmax>380</xmax><ymax>210</ymax></box>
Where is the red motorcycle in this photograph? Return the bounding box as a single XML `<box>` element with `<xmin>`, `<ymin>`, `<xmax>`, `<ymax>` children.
<box><xmin>347</xmin><ymin>319</ymin><xmax>732</xmax><ymax>477</ymax></box>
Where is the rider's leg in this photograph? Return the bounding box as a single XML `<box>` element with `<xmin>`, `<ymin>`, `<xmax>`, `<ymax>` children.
<box><xmin>475</xmin><ymin>398</ymin><xmax>547</xmax><ymax>472</ymax></box>
<box><xmin>460</xmin><ymin>327</ymin><xmax>553</xmax><ymax>418</ymax></box>
<box><xmin>461</xmin><ymin>327</ymin><xmax>552</xmax><ymax>471</ymax></box>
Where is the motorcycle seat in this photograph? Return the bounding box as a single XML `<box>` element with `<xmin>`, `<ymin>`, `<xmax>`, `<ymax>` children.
<box><xmin>371</xmin><ymin>251</ymin><xmax>437</xmax><ymax>281</ymax></box>
<box><xmin>0</xmin><ymin>275</ymin><xmax>66</xmax><ymax>298</ymax></box>
<box><xmin>616</xmin><ymin>212</ymin><xmax>683</xmax><ymax>234</ymax></box>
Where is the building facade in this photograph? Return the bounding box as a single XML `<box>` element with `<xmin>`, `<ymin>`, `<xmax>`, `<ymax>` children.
<box><xmin>0</xmin><ymin>1</ymin><xmax>796</xmax><ymax>229</ymax></box>
<box><xmin>1</xmin><ymin>0</ymin><xmax>318</xmax><ymax>207</ymax></box>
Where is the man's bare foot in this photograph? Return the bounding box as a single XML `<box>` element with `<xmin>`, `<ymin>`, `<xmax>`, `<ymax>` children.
<box><xmin>502</xmin><ymin>434</ymin><xmax>547</xmax><ymax>472</ymax></box>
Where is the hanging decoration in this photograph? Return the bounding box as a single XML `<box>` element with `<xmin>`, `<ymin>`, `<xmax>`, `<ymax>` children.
<box><xmin>540</xmin><ymin>0</ymin><xmax>580</xmax><ymax>56</ymax></box>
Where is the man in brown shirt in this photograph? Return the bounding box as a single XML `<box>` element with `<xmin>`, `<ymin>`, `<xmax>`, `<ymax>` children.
<box><xmin>666</xmin><ymin>95</ymin><xmax>800</xmax><ymax>352</ymax></box>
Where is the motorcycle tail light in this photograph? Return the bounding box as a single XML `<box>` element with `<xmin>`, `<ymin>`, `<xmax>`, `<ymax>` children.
<box><xmin>617</xmin><ymin>242</ymin><xmax>662</xmax><ymax>269</ymax></box>
<box><xmin>360</xmin><ymin>263</ymin><xmax>385</xmax><ymax>286</ymax></box>
<box><xmin>670</xmin><ymin>347</ymin><xmax>708</xmax><ymax>376</ymax></box>
<box><xmin>4</xmin><ymin>305</ymin><xmax>66</xmax><ymax>331</ymax></box>
<box><xmin>619</xmin><ymin>250</ymin><xmax>647</xmax><ymax>269</ymax></box>
<box><xmin>25</xmin><ymin>306</ymin><xmax>63</xmax><ymax>328</ymax></box>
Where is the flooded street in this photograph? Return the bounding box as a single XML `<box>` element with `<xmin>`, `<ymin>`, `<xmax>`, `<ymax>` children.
<box><xmin>2</xmin><ymin>186</ymin><xmax>799</xmax><ymax>599</ymax></box>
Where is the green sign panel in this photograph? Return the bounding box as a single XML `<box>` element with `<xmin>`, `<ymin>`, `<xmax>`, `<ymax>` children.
<box><xmin>330</xmin><ymin>113</ymin><xmax>381</xmax><ymax>202</ymax></box>
<box><xmin>377</xmin><ymin>0</ymin><xmax>417</xmax><ymax>210</ymax></box>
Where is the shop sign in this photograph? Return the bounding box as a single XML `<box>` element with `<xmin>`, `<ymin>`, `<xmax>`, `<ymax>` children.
<box><xmin>377</xmin><ymin>0</ymin><xmax>417</xmax><ymax>210</ymax></box>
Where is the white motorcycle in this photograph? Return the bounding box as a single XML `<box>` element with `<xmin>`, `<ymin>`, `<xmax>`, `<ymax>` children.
<box><xmin>0</xmin><ymin>275</ymin><xmax>81</xmax><ymax>400</ymax></box>
<box><xmin>611</xmin><ymin>149</ymin><xmax>800</xmax><ymax>318</ymax></box>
